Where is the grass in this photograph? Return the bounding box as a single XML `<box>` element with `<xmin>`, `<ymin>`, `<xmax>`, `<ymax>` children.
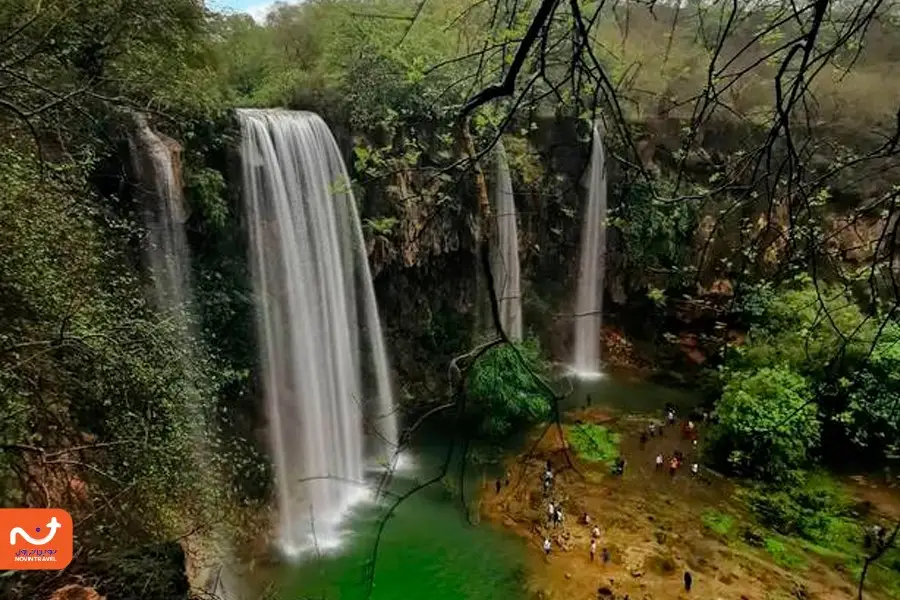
<box><xmin>701</xmin><ymin>510</ymin><xmax>736</xmax><ymax>537</ymax></box>
<box><xmin>564</xmin><ymin>424</ymin><xmax>620</xmax><ymax>464</ymax></box>
<box><xmin>764</xmin><ymin>536</ymin><xmax>808</xmax><ymax>570</ymax></box>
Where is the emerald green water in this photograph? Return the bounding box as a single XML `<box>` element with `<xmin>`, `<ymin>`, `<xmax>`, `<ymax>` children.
<box><xmin>273</xmin><ymin>438</ymin><xmax>527</xmax><ymax>600</ymax></box>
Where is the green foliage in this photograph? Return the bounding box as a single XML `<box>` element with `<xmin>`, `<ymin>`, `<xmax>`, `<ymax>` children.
<box><xmin>701</xmin><ymin>510</ymin><xmax>736</xmax><ymax>536</ymax></box>
<box><xmin>744</xmin><ymin>472</ymin><xmax>859</xmax><ymax>553</ymax></box>
<box><xmin>708</xmin><ymin>367</ymin><xmax>819</xmax><ymax>480</ymax></box>
<box><xmin>609</xmin><ymin>179</ymin><xmax>698</xmax><ymax>292</ymax></box>
<box><xmin>564</xmin><ymin>424</ymin><xmax>621</xmax><ymax>464</ymax></box>
<box><xmin>0</xmin><ymin>143</ymin><xmax>232</xmax><ymax>529</ymax></box>
<box><xmin>763</xmin><ymin>537</ymin><xmax>808</xmax><ymax>569</ymax></box>
<box><xmin>365</xmin><ymin>217</ymin><xmax>399</xmax><ymax>237</ymax></box>
<box><xmin>466</xmin><ymin>340</ymin><xmax>552</xmax><ymax>439</ymax></box>
<box><xmin>726</xmin><ymin>277</ymin><xmax>900</xmax><ymax>465</ymax></box>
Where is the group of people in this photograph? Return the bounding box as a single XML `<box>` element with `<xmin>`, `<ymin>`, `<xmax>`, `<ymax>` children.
<box><xmin>534</xmin><ymin>404</ymin><xmax>711</xmax><ymax>594</ymax></box>
<box><xmin>648</xmin><ymin>406</ymin><xmax>704</xmax><ymax>478</ymax></box>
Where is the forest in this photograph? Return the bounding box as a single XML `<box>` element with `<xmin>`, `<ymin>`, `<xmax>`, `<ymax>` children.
<box><xmin>0</xmin><ymin>1</ymin><xmax>898</xmax><ymax>599</ymax></box>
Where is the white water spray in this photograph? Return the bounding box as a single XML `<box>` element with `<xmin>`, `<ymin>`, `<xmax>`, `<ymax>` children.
<box><xmin>237</xmin><ymin>109</ymin><xmax>399</xmax><ymax>556</ymax></box>
<box><xmin>492</xmin><ymin>142</ymin><xmax>522</xmax><ymax>341</ymax></box>
<box><xmin>571</xmin><ymin>123</ymin><xmax>607</xmax><ymax>376</ymax></box>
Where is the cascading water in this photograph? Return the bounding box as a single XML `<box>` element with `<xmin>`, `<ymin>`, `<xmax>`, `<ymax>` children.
<box><xmin>128</xmin><ymin>113</ymin><xmax>192</xmax><ymax>312</ymax></box>
<box><xmin>237</xmin><ymin>109</ymin><xmax>399</xmax><ymax>556</ymax></box>
<box><xmin>571</xmin><ymin>123</ymin><xmax>607</xmax><ymax>376</ymax></box>
<box><xmin>128</xmin><ymin>113</ymin><xmax>239</xmax><ymax>598</ymax></box>
<box><xmin>492</xmin><ymin>142</ymin><xmax>522</xmax><ymax>341</ymax></box>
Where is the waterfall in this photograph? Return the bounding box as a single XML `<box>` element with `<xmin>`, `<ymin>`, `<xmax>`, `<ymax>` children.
<box><xmin>492</xmin><ymin>142</ymin><xmax>522</xmax><ymax>341</ymax></box>
<box><xmin>128</xmin><ymin>113</ymin><xmax>240</xmax><ymax>597</ymax></box>
<box><xmin>128</xmin><ymin>113</ymin><xmax>192</xmax><ymax>313</ymax></box>
<box><xmin>572</xmin><ymin>123</ymin><xmax>607</xmax><ymax>376</ymax></box>
<box><xmin>237</xmin><ymin>109</ymin><xmax>399</xmax><ymax>556</ymax></box>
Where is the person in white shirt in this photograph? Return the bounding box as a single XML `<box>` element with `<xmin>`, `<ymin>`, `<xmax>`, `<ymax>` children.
<box><xmin>543</xmin><ymin>538</ymin><xmax>551</xmax><ymax>556</ymax></box>
<box><xmin>592</xmin><ymin>525</ymin><xmax>600</xmax><ymax>539</ymax></box>
<box><xmin>590</xmin><ymin>538</ymin><xmax>597</xmax><ymax>562</ymax></box>
<box><xmin>691</xmin><ymin>463</ymin><xmax>699</xmax><ymax>475</ymax></box>
<box><xmin>655</xmin><ymin>454</ymin><xmax>664</xmax><ymax>470</ymax></box>
<box><xmin>548</xmin><ymin>501</ymin><xmax>555</xmax><ymax>523</ymax></box>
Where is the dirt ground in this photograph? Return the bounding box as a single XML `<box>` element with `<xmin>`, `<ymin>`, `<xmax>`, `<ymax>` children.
<box><xmin>480</xmin><ymin>409</ymin><xmax>896</xmax><ymax>600</ymax></box>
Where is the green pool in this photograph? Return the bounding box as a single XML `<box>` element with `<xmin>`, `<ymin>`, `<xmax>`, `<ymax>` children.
<box><xmin>273</xmin><ymin>438</ymin><xmax>528</xmax><ymax>600</ymax></box>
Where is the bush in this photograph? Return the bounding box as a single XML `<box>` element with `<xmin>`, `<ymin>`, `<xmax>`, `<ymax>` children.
<box><xmin>466</xmin><ymin>339</ymin><xmax>552</xmax><ymax>439</ymax></box>
<box><xmin>727</xmin><ymin>277</ymin><xmax>900</xmax><ymax>466</ymax></box>
<box><xmin>708</xmin><ymin>367</ymin><xmax>820</xmax><ymax>480</ymax></box>
<box><xmin>565</xmin><ymin>424</ymin><xmax>621</xmax><ymax>464</ymax></box>
<box><xmin>701</xmin><ymin>510</ymin><xmax>736</xmax><ymax>536</ymax></box>
<box><xmin>745</xmin><ymin>473</ymin><xmax>856</xmax><ymax>547</ymax></box>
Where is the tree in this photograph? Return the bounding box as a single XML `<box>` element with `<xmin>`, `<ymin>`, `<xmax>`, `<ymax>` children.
<box><xmin>709</xmin><ymin>366</ymin><xmax>820</xmax><ymax>480</ymax></box>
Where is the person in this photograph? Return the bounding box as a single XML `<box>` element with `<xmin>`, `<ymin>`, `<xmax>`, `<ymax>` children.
<box><xmin>648</xmin><ymin>422</ymin><xmax>657</xmax><ymax>437</ymax></box>
<box><xmin>639</xmin><ymin>431</ymin><xmax>648</xmax><ymax>449</ymax></box>
<box><xmin>543</xmin><ymin>538</ymin><xmax>551</xmax><ymax>557</ymax></box>
<box><xmin>602</xmin><ymin>547</ymin><xmax>610</xmax><ymax>564</ymax></box>
<box><xmin>505</xmin><ymin>470</ymin><xmax>511</xmax><ymax>487</ymax></box>
<box><xmin>592</xmin><ymin>525</ymin><xmax>601</xmax><ymax>539</ymax></box>
<box><xmin>655</xmin><ymin>454</ymin><xmax>664</xmax><ymax>470</ymax></box>
<box><xmin>583</xmin><ymin>512</ymin><xmax>591</xmax><ymax>525</ymax></box>
<box><xmin>548</xmin><ymin>501</ymin><xmax>555</xmax><ymax>524</ymax></box>
<box><xmin>669</xmin><ymin>457</ymin><xmax>678</xmax><ymax>477</ymax></box>
<box><xmin>692</xmin><ymin>439</ymin><xmax>698</xmax><ymax>450</ymax></box>
<box><xmin>685</xmin><ymin>420</ymin><xmax>695</xmax><ymax>440</ymax></box>
<box><xmin>684</xmin><ymin>571</ymin><xmax>693</xmax><ymax>592</ymax></box>
<box><xmin>614</xmin><ymin>457</ymin><xmax>626</xmax><ymax>476</ymax></box>
<box><xmin>543</xmin><ymin>478</ymin><xmax>551</xmax><ymax>494</ymax></box>
<box><xmin>555</xmin><ymin>507</ymin><xmax>563</xmax><ymax>526</ymax></box>
<box><xmin>546</xmin><ymin>459</ymin><xmax>553</xmax><ymax>472</ymax></box>
<box><xmin>590</xmin><ymin>538</ymin><xmax>597</xmax><ymax>562</ymax></box>
<box><xmin>691</xmin><ymin>463</ymin><xmax>699</xmax><ymax>476</ymax></box>
<box><xmin>495</xmin><ymin>479</ymin><xmax>502</xmax><ymax>494</ymax></box>
<box><xmin>667</xmin><ymin>409</ymin><xmax>676</xmax><ymax>425</ymax></box>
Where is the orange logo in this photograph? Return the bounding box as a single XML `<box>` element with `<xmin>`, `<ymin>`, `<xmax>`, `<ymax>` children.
<box><xmin>0</xmin><ymin>508</ymin><xmax>73</xmax><ymax>570</ymax></box>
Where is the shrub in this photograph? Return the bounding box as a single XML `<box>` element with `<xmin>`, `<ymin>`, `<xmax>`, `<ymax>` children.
<box><xmin>565</xmin><ymin>424</ymin><xmax>621</xmax><ymax>464</ymax></box>
<box><xmin>466</xmin><ymin>339</ymin><xmax>552</xmax><ymax>439</ymax></box>
<box><xmin>708</xmin><ymin>367</ymin><xmax>820</xmax><ymax>480</ymax></box>
<box><xmin>701</xmin><ymin>510</ymin><xmax>736</xmax><ymax>537</ymax></box>
<box><xmin>745</xmin><ymin>472</ymin><xmax>857</xmax><ymax>548</ymax></box>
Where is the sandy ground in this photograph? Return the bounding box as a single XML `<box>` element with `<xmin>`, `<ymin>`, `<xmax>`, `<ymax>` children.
<box><xmin>480</xmin><ymin>409</ymin><xmax>895</xmax><ymax>600</ymax></box>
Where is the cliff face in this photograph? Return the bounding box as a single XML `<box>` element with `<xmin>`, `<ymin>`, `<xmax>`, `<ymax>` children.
<box><xmin>352</xmin><ymin>113</ymin><xmax>900</xmax><ymax>395</ymax></box>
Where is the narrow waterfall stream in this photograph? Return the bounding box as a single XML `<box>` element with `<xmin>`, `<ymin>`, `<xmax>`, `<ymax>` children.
<box><xmin>237</xmin><ymin>109</ymin><xmax>400</xmax><ymax>557</ymax></box>
<box><xmin>571</xmin><ymin>123</ymin><xmax>608</xmax><ymax>376</ymax></box>
<box><xmin>492</xmin><ymin>142</ymin><xmax>523</xmax><ymax>341</ymax></box>
<box><xmin>128</xmin><ymin>112</ymin><xmax>241</xmax><ymax>597</ymax></box>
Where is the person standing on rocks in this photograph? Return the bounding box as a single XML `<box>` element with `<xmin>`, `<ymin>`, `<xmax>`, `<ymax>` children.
<box><xmin>590</xmin><ymin>538</ymin><xmax>597</xmax><ymax>562</ymax></box>
<box><xmin>548</xmin><ymin>501</ymin><xmax>555</xmax><ymax>524</ymax></box>
<box><xmin>592</xmin><ymin>525</ymin><xmax>601</xmax><ymax>539</ymax></box>
<box><xmin>543</xmin><ymin>538</ymin><xmax>551</xmax><ymax>557</ymax></box>
<box><xmin>684</xmin><ymin>571</ymin><xmax>693</xmax><ymax>592</ymax></box>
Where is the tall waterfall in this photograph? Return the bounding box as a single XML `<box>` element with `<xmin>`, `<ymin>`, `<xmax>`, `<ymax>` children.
<box><xmin>237</xmin><ymin>109</ymin><xmax>399</xmax><ymax>556</ymax></box>
<box><xmin>572</xmin><ymin>123</ymin><xmax>608</xmax><ymax>375</ymax></box>
<box><xmin>492</xmin><ymin>142</ymin><xmax>522</xmax><ymax>341</ymax></box>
